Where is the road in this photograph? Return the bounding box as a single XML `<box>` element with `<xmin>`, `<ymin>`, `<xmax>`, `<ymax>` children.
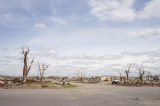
<box><xmin>0</xmin><ymin>83</ymin><xmax>160</xmax><ymax>106</ymax></box>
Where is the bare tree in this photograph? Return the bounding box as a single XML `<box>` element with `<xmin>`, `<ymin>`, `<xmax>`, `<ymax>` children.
<box><xmin>22</xmin><ymin>47</ymin><xmax>34</xmax><ymax>83</ymax></box>
<box><xmin>38</xmin><ymin>62</ymin><xmax>49</xmax><ymax>81</ymax></box>
<box><xmin>138</xmin><ymin>66</ymin><xmax>145</xmax><ymax>81</ymax></box>
<box><xmin>79</xmin><ymin>73</ymin><xmax>83</xmax><ymax>83</ymax></box>
<box><xmin>77</xmin><ymin>72</ymin><xmax>84</xmax><ymax>83</ymax></box>
<box><xmin>119</xmin><ymin>71</ymin><xmax>123</xmax><ymax>81</ymax></box>
<box><xmin>146</xmin><ymin>71</ymin><xmax>152</xmax><ymax>81</ymax></box>
<box><xmin>125</xmin><ymin>64</ymin><xmax>131</xmax><ymax>81</ymax></box>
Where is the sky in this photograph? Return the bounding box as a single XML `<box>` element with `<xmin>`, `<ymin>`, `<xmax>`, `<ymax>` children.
<box><xmin>0</xmin><ymin>0</ymin><xmax>160</xmax><ymax>77</ymax></box>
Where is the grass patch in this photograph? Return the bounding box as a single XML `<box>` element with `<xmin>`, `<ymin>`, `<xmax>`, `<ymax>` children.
<box><xmin>63</xmin><ymin>84</ymin><xmax>77</xmax><ymax>88</ymax></box>
<box><xmin>21</xmin><ymin>82</ymin><xmax>59</xmax><ymax>89</ymax></box>
<box><xmin>41</xmin><ymin>84</ymin><xmax>48</xmax><ymax>88</ymax></box>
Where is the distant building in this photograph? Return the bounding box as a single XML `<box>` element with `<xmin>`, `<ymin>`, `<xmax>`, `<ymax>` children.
<box><xmin>100</xmin><ymin>76</ymin><xmax>113</xmax><ymax>81</ymax></box>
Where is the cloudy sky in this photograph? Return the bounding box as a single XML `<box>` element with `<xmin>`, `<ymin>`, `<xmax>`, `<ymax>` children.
<box><xmin>0</xmin><ymin>0</ymin><xmax>160</xmax><ymax>77</ymax></box>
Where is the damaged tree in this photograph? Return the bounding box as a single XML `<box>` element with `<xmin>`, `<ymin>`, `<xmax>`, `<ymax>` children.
<box><xmin>22</xmin><ymin>47</ymin><xmax>34</xmax><ymax>83</ymax></box>
<box><xmin>38</xmin><ymin>62</ymin><xmax>49</xmax><ymax>81</ymax></box>
<box><xmin>125</xmin><ymin>64</ymin><xmax>131</xmax><ymax>81</ymax></box>
<box><xmin>119</xmin><ymin>71</ymin><xmax>123</xmax><ymax>82</ymax></box>
<box><xmin>138</xmin><ymin>66</ymin><xmax>145</xmax><ymax>81</ymax></box>
<box><xmin>79</xmin><ymin>73</ymin><xmax>84</xmax><ymax>83</ymax></box>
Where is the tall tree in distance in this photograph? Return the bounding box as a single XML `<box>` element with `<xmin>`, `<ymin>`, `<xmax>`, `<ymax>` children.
<box><xmin>125</xmin><ymin>64</ymin><xmax>131</xmax><ymax>81</ymax></box>
<box><xmin>22</xmin><ymin>47</ymin><xmax>34</xmax><ymax>83</ymax></box>
<box><xmin>38</xmin><ymin>62</ymin><xmax>49</xmax><ymax>81</ymax></box>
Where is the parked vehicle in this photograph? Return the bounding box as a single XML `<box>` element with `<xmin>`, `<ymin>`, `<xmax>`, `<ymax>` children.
<box><xmin>112</xmin><ymin>80</ymin><xmax>120</xmax><ymax>84</ymax></box>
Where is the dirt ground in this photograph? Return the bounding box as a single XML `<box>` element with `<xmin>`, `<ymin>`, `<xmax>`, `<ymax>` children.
<box><xmin>0</xmin><ymin>83</ymin><xmax>160</xmax><ymax>106</ymax></box>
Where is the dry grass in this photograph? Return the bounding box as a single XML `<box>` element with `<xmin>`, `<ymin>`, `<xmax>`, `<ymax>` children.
<box><xmin>0</xmin><ymin>78</ymin><xmax>77</xmax><ymax>89</ymax></box>
<box><xmin>118</xmin><ymin>80</ymin><xmax>160</xmax><ymax>87</ymax></box>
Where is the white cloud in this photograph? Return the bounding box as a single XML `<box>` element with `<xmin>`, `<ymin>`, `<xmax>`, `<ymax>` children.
<box><xmin>88</xmin><ymin>0</ymin><xmax>160</xmax><ymax>21</ymax></box>
<box><xmin>138</xmin><ymin>0</ymin><xmax>160</xmax><ymax>19</ymax></box>
<box><xmin>34</xmin><ymin>22</ymin><xmax>47</xmax><ymax>29</ymax></box>
<box><xmin>0</xmin><ymin>14</ymin><xmax>27</xmax><ymax>26</ymax></box>
<box><xmin>123</xmin><ymin>49</ymin><xmax>160</xmax><ymax>57</ymax></box>
<box><xmin>88</xmin><ymin>0</ymin><xmax>136</xmax><ymax>21</ymax></box>
<box><xmin>35</xmin><ymin>49</ymin><xmax>160</xmax><ymax>75</ymax></box>
<box><xmin>48</xmin><ymin>49</ymin><xmax>56</xmax><ymax>54</ymax></box>
<box><xmin>0</xmin><ymin>14</ymin><xmax>13</xmax><ymax>24</ymax></box>
<box><xmin>127</xmin><ymin>27</ymin><xmax>160</xmax><ymax>38</ymax></box>
<box><xmin>49</xmin><ymin>17</ymin><xmax>67</xmax><ymax>26</ymax></box>
<box><xmin>1</xmin><ymin>47</ymin><xmax>160</xmax><ymax>76</ymax></box>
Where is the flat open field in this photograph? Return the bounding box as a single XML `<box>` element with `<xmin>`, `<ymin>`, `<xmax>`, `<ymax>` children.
<box><xmin>0</xmin><ymin>83</ymin><xmax>160</xmax><ymax>106</ymax></box>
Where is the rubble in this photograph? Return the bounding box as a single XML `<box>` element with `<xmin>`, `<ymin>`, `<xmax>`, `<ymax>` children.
<box><xmin>0</xmin><ymin>80</ymin><xmax>5</xmax><ymax>86</ymax></box>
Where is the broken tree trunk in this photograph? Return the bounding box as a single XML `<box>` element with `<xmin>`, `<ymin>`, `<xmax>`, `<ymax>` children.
<box><xmin>138</xmin><ymin>66</ymin><xmax>145</xmax><ymax>81</ymax></box>
<box><xmin>119</xmin><ymin>71</ymin><xmax>123</xmax><ymax>81</ymax></box>
<box><xmin>22</xmin><ymin>47</ymin><xmax>34</xmax><ymax>83</ymax></box>
<box><xmin>125</xmin><ymin>64</ymin><xmax>131</xmax><ymax>81</ymax></box>
<box><xmin>38</xmin><ymin>62</ymin><xmax>49</xmax><ymax>81</ymax></box>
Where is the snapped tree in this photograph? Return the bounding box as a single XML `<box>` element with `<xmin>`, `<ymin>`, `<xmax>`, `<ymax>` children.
<box><xmin>77</xmin><ymin>71</ymin><xmax>84</xmax><ymax>83</ymax></box>
<box><xmin>22</xmin><ymin>47</ymin><xmax>34</xmax><ymax>83</ymax></box>
<box><xmin>125</xmin><ymin>64</ymin><xmax>131</xmax><ymax>81</ymax></box>
<box><xmin>119</xmin><ymin>71</ymin><xmax>123</xmax><ymax>81</ymax></box>
<box><xmin>38</xmin><ymin>62</ymin><xmax>49</xmax><ymax>81</ymax></box>
<box><xmin>138</xmin><ymin>66</ymin><xmax>145</xmax><ymax>81</ymax></box>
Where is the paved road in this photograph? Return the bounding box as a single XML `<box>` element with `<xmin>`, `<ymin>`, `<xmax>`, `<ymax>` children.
<box><xmin>0</xmin><ymin>84</ymin><xmax>160</xmax><ymax>106</ymax></box>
